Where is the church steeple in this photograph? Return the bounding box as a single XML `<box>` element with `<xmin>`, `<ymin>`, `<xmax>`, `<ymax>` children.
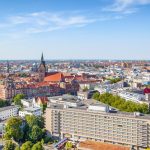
<box><xmin>41</xmin><ymin>52</ymin><xmax>44</xmax><ymax>62</ymax></box>
<box><xmin>6</xmin><ymin>60</ymin><xmax>10</xmax><ymax>74</ymax></box>
<box><xmin>38</xmin><ymin>53</ymin><xmax>46</xmax><ymax>82</ymax></box>
<box><xmin>40</xmin><ymin>52</ymin><xmax>46</xmax><ymax>68</ymax></box>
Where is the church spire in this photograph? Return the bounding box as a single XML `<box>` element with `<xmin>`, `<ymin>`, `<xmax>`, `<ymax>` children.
<box><xmin>6</xmin><ymin>60</ymin><xmax>10</xmax><ymax>74</ymax></box>
<box><xmin>38</xmin><ymin>53</ymin><xmax>46</xmax><ymax>82</ymax></box>
<box><xmin>41</xmin><ymin>52</ymin><xmax>44</xmax><ymax>62</ymax></box>
<box><xmin>40</xmin><ymin>52</ymin><xmax>45</xmax><ymax>68</ymax></box>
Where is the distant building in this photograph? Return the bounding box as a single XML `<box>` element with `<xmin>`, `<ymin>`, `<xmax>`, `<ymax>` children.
<box><xmin>121</xmin><ymin>62</ymin><xmax>132</xmax><ymax>68</ymax></box>
<box><xmin>118</xmin><ymin>91</ymin><xmax>145</xmax><ymax>103</ymax></box>
<box><xmin>0</xmin><ymin>78</ymin><xmax>61</xmax><ymax>99</ymax></box>
<box><xmin>31</xmin><ymin>63</ymin><xmax>38</xmax><ymax>72</ymax></box>
<box><xmin>0</xmin><ymin>54</ymin><xmax>103</xmax><ymax>99</ymax></box>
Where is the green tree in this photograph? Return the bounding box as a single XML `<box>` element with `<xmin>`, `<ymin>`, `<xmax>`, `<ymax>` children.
<box><xmin>0</xmin><ymin>99</ymin><xmax>10</xmax><ymax>108</ymax></box>
<box><xmin>23</xmin><ymin>115</ymin><xmax>45</xmax><ymax>142</ymax></box>
<box><xmin>31</xmin><ymin>142</ymin><xmax>44</xmax><ymax>150</ymax></box>
<box><xmin>107</xmin><ymin>78</ymin><xmax>122</xmax><ymax>84</ymax></box>
<box><xmin>3</xmin><ymin>140</ymin><xmax>16</xmax><ymax>150</ymax></box>
<box><xmin>40</xmin><ymin>103</ymin><xmax>47</xmax><ymax>113</ymax></box>
<box><xmin>92</xmin><ymin>93</ymin><xmax>149</xmax><ymax>114</ymax></box>
<box><xmin>92</xmin><ymin>92</ymin><xmax>100</xmax><ymax>100</ymax></box>
<box><xmin>43</xmin><ymin>136</ymin><xmax>53</xmax><ymax>144</ymax></box>
<box><xmin>25</xmin><ymin>115</ymin><xmax>39</xmax><ymax>128</ymax></box>
<box><xmin>4</xmin><ymin>117</ymin><xmax>23</xmax><ymax>142</ymax></box>
<box><xmin>20</xmin><ymin>141</ymin><xmax>33</xmax><ymax>150</ymax></box>
<box><xmin>14</xmin><ymin>146</ymin><xmax>20</xmax><ymax>150</ymax></box>
<box><xmin>29</xmin><ymin>125</ymin><xmax>43</xmax><ymax>142</ymax></box>
<box><xmin>13</xmin><ymin>94</ymin><xmax>25</xmax><ymax>106</ymax></box>
<box><xmin>25</xmin><ymin>115</ymin><xmax>44</xmax><ymax>129</ymax></box>
<box><xmin>65</xmin><ymin>141</ymin><xmax>73</xmax><ymax>150</ymax></box>
<box><xmin>37</xmin><ymin>116</ymin><xmax>45</xmax><ymax>128</ymax></box>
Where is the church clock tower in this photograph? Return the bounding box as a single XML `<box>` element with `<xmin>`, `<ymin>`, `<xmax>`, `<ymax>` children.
<box><xmin>38</xmin><ymin>53</ymin><xmax>46</xmax><ymax>82</ymax></box>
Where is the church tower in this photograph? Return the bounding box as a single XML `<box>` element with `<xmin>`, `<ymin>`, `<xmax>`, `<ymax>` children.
<box><xmin>38</xmin><ymin>53</ymin><xmax>46</xmax><ymax>82</ymax></box>
<box><xmin>6</xmin><ymin>60</ymin><xmax>10</xmax><ymax>74</ymax></box>
<box><xmin>5</xmin><ymin>60</ymin><xmax>10</xmax><ymax>78</ymax></box>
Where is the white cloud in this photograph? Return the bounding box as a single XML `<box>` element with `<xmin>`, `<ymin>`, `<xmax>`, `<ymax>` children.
<box><xmin>1</xmin><ymin>10</ymin><xmax>123</xmax><ymax>37</ymax></box>
<box><xmin>103</xmin><ymin>0</ymin><xmax>150</xmax><ymax>13</ymax></box>
<box><xmin>0</xmin><ymin>9</ymin><xmax>131</xmax><ymax>37</ymax></box>
<box><xmin>0</xmin><ymin>11</ymin><xmax>97</xmax><ymax>34</ymax></box>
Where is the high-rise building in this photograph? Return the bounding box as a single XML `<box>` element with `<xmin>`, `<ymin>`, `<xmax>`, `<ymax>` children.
<box><xmin>45</xmin><ymin>100</ymin><xmax>150</xmax><ymax>149</ymax></box>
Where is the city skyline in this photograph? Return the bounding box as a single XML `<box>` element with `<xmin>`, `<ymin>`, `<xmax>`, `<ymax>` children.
<box><xmin>0</xmin><ymin>0</ymin><xmax>150</xmax><ymax>60</ymax></box>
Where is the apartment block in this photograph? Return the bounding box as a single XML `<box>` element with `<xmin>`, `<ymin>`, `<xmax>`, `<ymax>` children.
<box><xmin>45</xmin><ymin>103</ymin><xmax>150</xmax><ymax>149</ymax></box>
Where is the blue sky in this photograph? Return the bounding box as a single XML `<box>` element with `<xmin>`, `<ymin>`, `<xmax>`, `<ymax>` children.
<box><xmin>0</xmin><ymin>0</ymin><xmax>150</xmax><ymax>60</ymax></box>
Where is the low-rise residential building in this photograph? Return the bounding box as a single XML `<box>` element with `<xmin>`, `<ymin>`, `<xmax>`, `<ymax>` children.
<box><xmin>77</xmin><ymin>90</ymin><xmax>99</xmax><ymax>100</ymax></box>
<box><xmin>47</xmin><ymin>95</ymin><xmax>82</xmax><ymax>107</ymax></box>
<box><xmin>19</xmin><ymin>107</ymin><xmax>42</xmax><ymax>117</ymax></box>
<box><xmin>21</xmin><ymin>99</ymin><xmax>33</xmax><ymax>107</ymax></box>
<box><xmin>32</xmin><ymin>97</ymin><xmax>48</xmax><ymax>108</ymax></box>
<box><xmin>118</xmin><ymin>92</ymin><xmax>145</xmax><ymax>103</ymax></box>
<box><xmin>0</xmin><ymin>106</ymin><xmax>18</xmax><ymax>121</ymax></box>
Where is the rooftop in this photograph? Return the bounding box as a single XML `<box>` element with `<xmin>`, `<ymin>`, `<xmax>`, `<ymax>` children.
<box><xmin>48</xmin><ymin>94</ymin><xmax>79</xmax><ymax>103</ymax></box>
<box><xmin>44</xmin><ymin>72</ymin><xmax>64</xmax><ymax>82</ymax></box>
<box><xmin>47</xmin><ymin>96</ymin><xmax>150</xmax><ymax>120</ymax></box>
<box><xmin>0</xmin><ymin>105</ymin><xmax>18</xmax><ymax>112</ymax></box>
<box><xmin>23</xmin><ymin>107</ymin><xmax>41</xmax><ymax>112</ymax></box>
<box><xmin>79</xmin><ymin>140</ymin><xmax>130</xmax><ymax>150</ymax></box>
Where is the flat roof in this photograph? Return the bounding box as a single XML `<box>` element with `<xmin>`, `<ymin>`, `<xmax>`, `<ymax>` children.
<box><xmin>48</xmin><ymin>104</ymin><xmax>150</xmax><ymax>121</ymax></box>
<box><xmin>49</xmin><ymin>95</ymin><xmax>81</xmax><ymax>103</ymax></box>
<box><xmin>24</xmin><ymin>107</ymin><xmax>41</xmax><ymax>112</ymax></box>
<box><xmin>47</xmin><ymin>95</ymin><xmax>150</xmax><ymax>120</ymax></box>
<box><xmin>0</xmin><ymin>106</ymin><xmax>18</xmax><ymax>112</ymax></box>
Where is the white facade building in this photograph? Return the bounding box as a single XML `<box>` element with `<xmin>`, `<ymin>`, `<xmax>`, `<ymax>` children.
<box><xmin>118</xmin><ymin>92</ymin><xmax>145</xmax><ymax>103</ymax></box>
<box><xmin>19</xmin><ymin>107</ymin><xmax>42</xmax><ymax>118</ymax></box>
<box><xmin>0</xmin><ymin>121</ymin><xmax>5</xmax><ymax>137</ymax></box>
<box><xmin>21</xmin><ymin>99</ymin><xmax>33</xmax><ymax>107</ymax></box>
<box><xmin>46</xmin><ymin>103</ymin><xmax>150</xmax><ymax>149</ymax></box>
<box><xmin>88</xmin><ymin>104</ymin><xmax>109</xmax><ymax>112</ymax></box>
<box><xmin>0</xmin><ymin>106</ymin><xmax>19</xmax><ymax>121</ymax></box>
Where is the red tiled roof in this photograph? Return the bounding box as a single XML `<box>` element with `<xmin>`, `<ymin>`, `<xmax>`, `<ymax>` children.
<box><xmin>65</xmin><ymin>75</ymin><xmax>74</xmax><ymax>79</ymax></box>
<box><xmin>74</xmin><ymin>75</ymin><xmax>83</xmax><ymax>81</ymax></box>
<box><xmin>44</xmin><ymin>72</ymin><xmax>64</xmax><ymax>82</ymax></box>
<box><xmin>35</xmin><ymin>97</ymin><xmax>49</xmax><ymax>104</ymax></box>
